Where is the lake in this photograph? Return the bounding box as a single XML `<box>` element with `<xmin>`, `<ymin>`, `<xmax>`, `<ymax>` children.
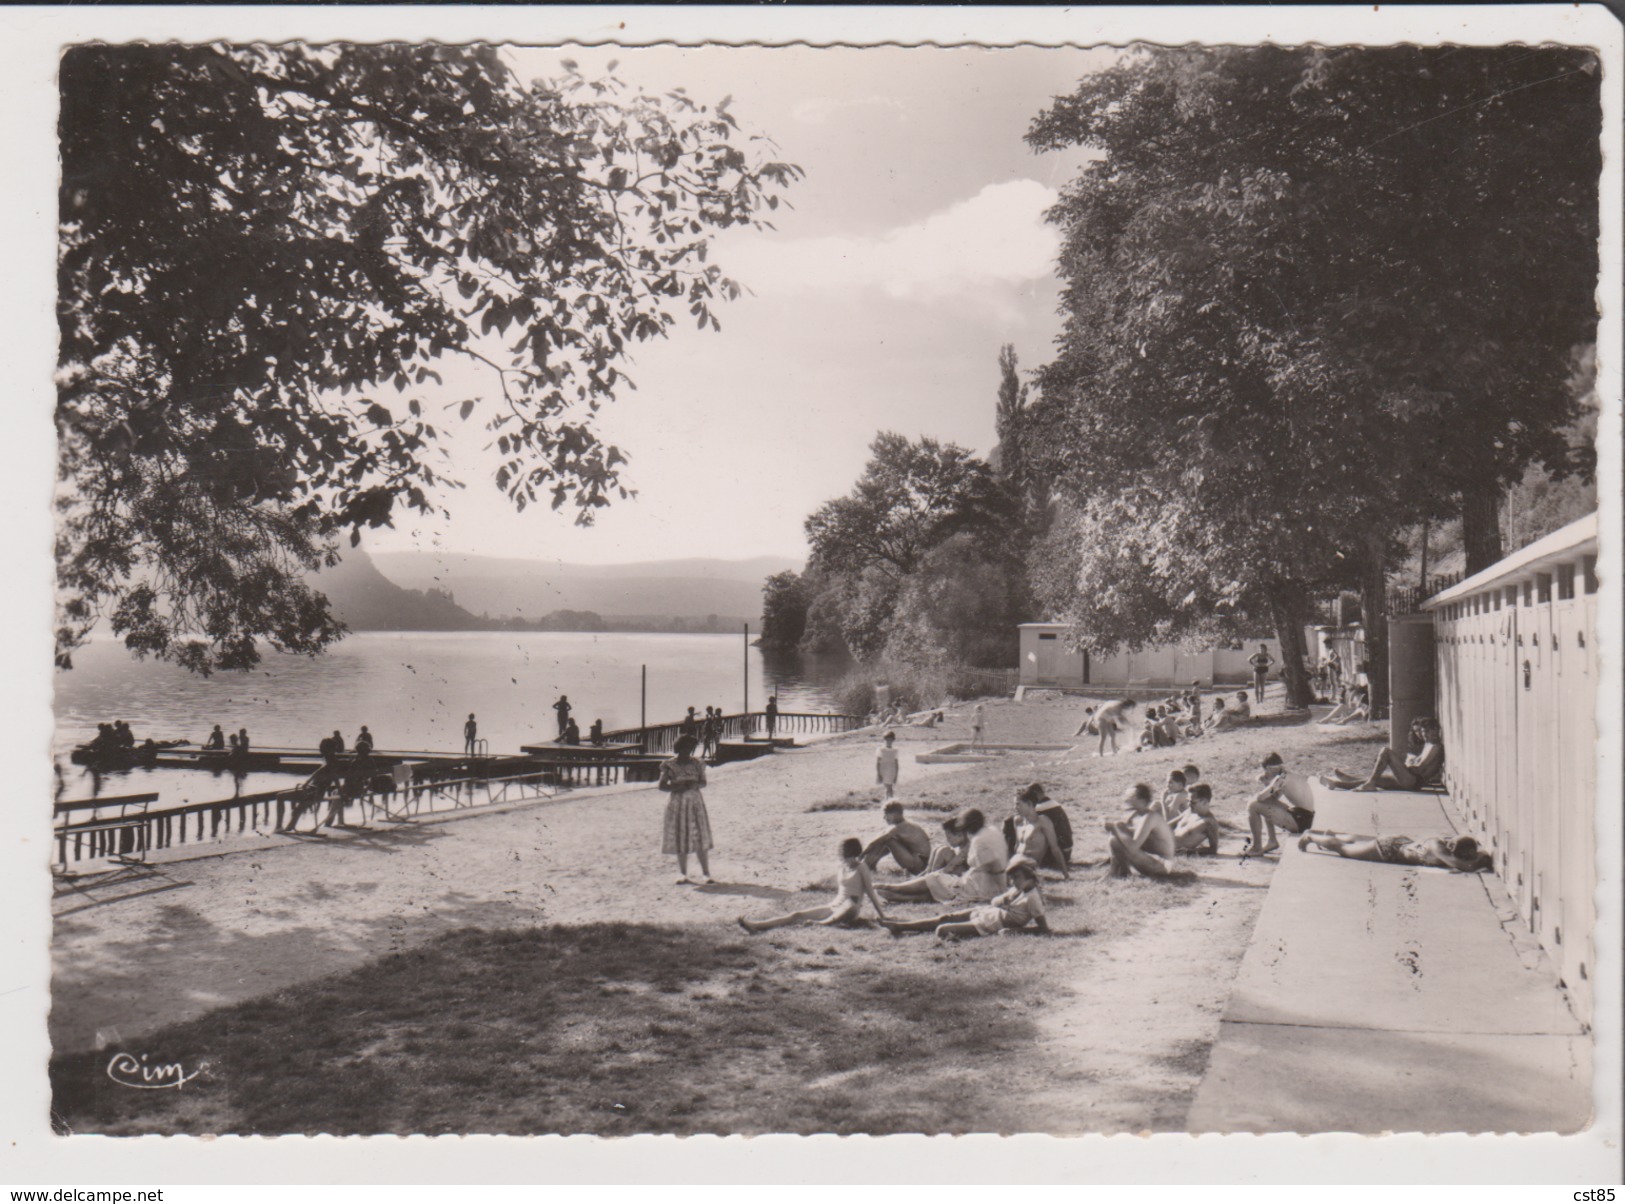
<box><xmin>53</xmin><ymin>631</ymin><xmax>854</xmax><ymax>804</ymax></box>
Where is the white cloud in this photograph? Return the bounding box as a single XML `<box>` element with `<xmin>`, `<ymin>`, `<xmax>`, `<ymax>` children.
<box><xmin>720</xmin><ymin>179</ymin><xmax>1060</xmax><ymax>307</ymax></box>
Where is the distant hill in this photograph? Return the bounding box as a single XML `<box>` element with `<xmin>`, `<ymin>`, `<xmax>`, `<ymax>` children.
<box><xmin>312</xmin><ymin>547</ymin><xmax>486</xmax><ymax>631</ymax></box>
<box><xmin>368</xmin><ymin>551</ymin><xmax>800</xmax><ymax>624</ymax></box>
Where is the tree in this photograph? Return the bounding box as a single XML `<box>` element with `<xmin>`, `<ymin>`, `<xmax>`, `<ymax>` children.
<box><xmin>758</xmin><ymin>570</ymin><xmax>809</xmax><ymax>650</ymax></box>
<box><xmin>804</xmin><ymin>432</ymin><xmax>1009</xmax><ymax>582</ymax></box>
<box><xmin>57</xmin><ymin>43</ymin><xmax>800</xmax><ymax>673</ymax></box>
<box><xmin>885</xmin><ymin>534</ymin><xmax>1021</xmax><ymax>668</ymax></box>
<box><xmin>1026</xmin><ymin>46</ymin><xmax>1600</xmax><ymax>706</ymax></box>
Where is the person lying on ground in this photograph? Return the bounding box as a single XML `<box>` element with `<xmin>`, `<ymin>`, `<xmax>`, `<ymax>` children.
<box><xmin>881</xmin><ymin>856</ymin><xmax>1052</xmax><ymax>939</ymax></box>
<box><xmin>1173</xmin><ymin>784</ymin><xmax>1222</xmax><ymax>856</ymax></box>
<box><xmin>863</xmin><ymin>801</ymin><xmax>933</xmax><ymax>874</ymax></box>
<box><xmin>1087</xmin><ymin>699</ymin><xmax>1137</xmax><ymax>756</ymax></box>
<box><xmin>1246</xmin><ymin>752</ymin><xmax>1317</xmax><ymax>854</ymax></box>
<box><xmin>1106</xmin><ymin>783</ymin><xmax>1178</xmax><ymax>879</ymax></box>
<box><xmin>1297</xmin><ymin>829</ymin><xmax>1492</xmax><ymax>872</ymax></box>
<box><xmin>1322</xmin><ymin>717</ymin><xmax>1445</xmax><ymax>792</ymax></box>
<box><xmin>1157</xmin><ymin>769</ymin><xmax>1190</xmax><ymax>824</ymax></box>
<box><xmin>878</xmin><ymin>807</ymin><xmax>1007</xmax><ymax>903</ymax></box>
<box><xmin>1009</xmin><ymin>783</ymin><xmax>1070</xmax><ymax>878</ymax></box>
<box><xmin>739</xmin><ymin>838</ymin><xmax>889</xmax><ymax>932</ymax></box>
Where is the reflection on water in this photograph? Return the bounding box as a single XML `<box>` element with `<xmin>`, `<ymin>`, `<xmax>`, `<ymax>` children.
<box><xmin>54</xmin><ymin>632</ymin><xmax>854</xmax><ymax>804</ymax></box>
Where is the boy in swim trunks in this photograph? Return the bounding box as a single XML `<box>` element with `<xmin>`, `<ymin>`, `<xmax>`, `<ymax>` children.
<box><xmin>1106</xmin><ymin>783</ymin><xmax>1177</xmax><ymax>878</ymax></box>
<box><xmin>880</xmin><ymin>856</ymin><xmax>1051</xmax><ymax>939</ymax></box>
<box><xmin>1172</xmin><ymin>783</ymin><xmax>1222</xmax><ymax>855</ymax></box>
<box><xmin>1297</xmin><ymin>829</ymin><xmax>1491</xmax><ymax>872</ymax></box>
<box><xmin>1246</xmin><ymin>752</ymin><xmax>1316</xmax><ymax>854</ymax></box>
<box><xmin>862</xmin><ymin>801</ymin><xmax>933</xmax><ymax>873</ymax></box>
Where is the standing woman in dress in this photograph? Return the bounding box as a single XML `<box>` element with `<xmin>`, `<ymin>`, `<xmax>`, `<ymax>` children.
<box><xmin>660</xmin><ymin>734</ymin><xmax>714</xmax><ymax>884</ymax></box>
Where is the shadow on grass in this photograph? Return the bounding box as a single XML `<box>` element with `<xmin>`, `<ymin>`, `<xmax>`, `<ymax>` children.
<box><xmin>807</xmin><ymin>792</ymin><xmax>961</xmax><ymax>814</ymax></box>
<box><xmin>51</xmin><ymin>920</ymin><xmax>1040</xmax><ymax>1137</ymax></box>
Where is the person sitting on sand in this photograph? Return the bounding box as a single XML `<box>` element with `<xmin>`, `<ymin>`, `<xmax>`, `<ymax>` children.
<box><xmin>881</xmin><ymin>856</ymin><xmax>1052</xmax><ymax>940</ymax></box>
<box><xmin>925</xmin><ymin>816</ymin><xmax>969</xmax><ymax>873</ymax></box>
<box><xmin>1297</xmin><ymin>829</ymin><xmax>1491</xmax><ymax>872</ymax></box>
<box><xmin>739</xmin><ymin>838</ymin><xmax>888</xmax><ymax>932</ymax></box>
<box><xmin>1230</xmin><ymin>691</ymin><xmax>1253</xmax><ymax>722</ymax></box>
<box><xmin>876</xmin><ymin>730</ymin><xmax>900</xmax><ymax>800</ymax></box>
<box><xmin>1322</xmin><ymin>717</ymin><xmax>1445</xmax><ymax>793</ymax></box>
<box><xmin>1201</xmin><ymin>697</ymin><xmax>1228</xmax><ymax>733</ymax></box>
<box><xmin>1087</xmin><ymin>699</ymin><xmax>1138</xmax><ymax>756</ymax></box>
<box><xmin>1157</xmin><ymin>707</ymin><xmax>1182</xmax><ymax>747</ymax></box>
<box><xmin>1246</xmin><ymin>752</ymin><xmax>1317</xmax><ymax>854</ymax></box>
<box><xmin>1320</xmin><ymin>685</ymin><xmax>1370</xmax><ymax>726</ymax></box>
<box><xmin>863</xmin><ymin>801</ymin><xmax>933</xmax><ymax>874</ymax></box>
<box><xmin>1009</xmin><ymin>783</ymin><xmax>1070</xmax><ymax>878</ymax></box>
<box><xmin>1158</xmin><ymin>769</ymin><xmax>1190</xmax><ymax>824</ymax></box>
<box><xmin>1173</xmin><ymin>784</ymin><xmax>1222</xmax><ymax>856</ymax></box>
<box><xmin>877</xmin><ymin>807</ymin><xmax>1006</xmax><ymax>904</ymax></box>
<box><xmin>1106</xmin><ymin>784</ymin><xmax>1177</xmax><ymax>879</ymax></box>
<box><xmin>1071</xmin><ymin>705</ymin><xmax>1099</xmax><ymax>738</ymax></box>
<box><xmin>1135</xmin><ymin>710</ymin><xmax>1161</xmax><ymax>752</ymax></box>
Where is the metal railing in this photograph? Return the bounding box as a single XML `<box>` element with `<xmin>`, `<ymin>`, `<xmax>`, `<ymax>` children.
<box><xmin>600</xmin><ymin>710</ymin><xmax>864</xmax><ymax>756</ymax></box>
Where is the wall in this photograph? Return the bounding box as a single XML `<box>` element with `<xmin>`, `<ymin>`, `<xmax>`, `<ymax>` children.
<box><xmin>1426</xmin><ymin>514</ymin><xmax>1598</xmax><ymax>1027</ymax></box>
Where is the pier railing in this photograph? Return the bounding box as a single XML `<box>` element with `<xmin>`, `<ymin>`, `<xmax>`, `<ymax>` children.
<box><xmin>601</xmin><ymin>710</ymin><xmax>863</xmax><ymax>756</ymax></box>
<box><xmin>52</xmin><ymin>757</ymin><xmax>663</xmax><ymax>868</ymax></box>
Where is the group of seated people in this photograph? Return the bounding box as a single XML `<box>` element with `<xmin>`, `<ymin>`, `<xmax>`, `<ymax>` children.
<box><xmin>739</xmin><ymin>783</ymin><xmax>1074</xmax><ymax>940</ymax></box>
<box><xmin>738</xmin><ymin>711</ymin><xmax>1478</xmax><ymax>940</ymax></box>
<box><xmin>201</xmin><ymin>724</ymin><xmax>253</xmax><ymax>756</ymax></box>
<box><xmin>1318</xmin><ymin>684</ymin><xmax>1372</xmax><ymax>726</ymax></box>
<box><xmin>1070</xmin><ymin>687</ymin><xmax>1259</xmax><ymax>758</ymax></box>
<box><xmin>85</xmin><ymin>720</ymin><xmax>138</xmax><ymax>752</ymax></box>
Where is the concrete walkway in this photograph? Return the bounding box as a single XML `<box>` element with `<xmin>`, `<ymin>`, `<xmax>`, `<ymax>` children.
<box><xmin>1187</xmin><ymin>779</ymin><xmax>1591</xmax><ymax>1134</ymax></box>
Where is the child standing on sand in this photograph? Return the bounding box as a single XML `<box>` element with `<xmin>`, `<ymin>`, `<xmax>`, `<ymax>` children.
<box><xmin>738</xmin><ymin>838</ymin><xmax>888</xmax><ymax>932</ymax></box>
<box><xmin>876</xmin><ymin>730</ymin><xmax>900</xmax><ymax>799</ymax></box>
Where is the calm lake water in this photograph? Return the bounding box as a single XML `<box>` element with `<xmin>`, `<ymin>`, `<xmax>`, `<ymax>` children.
<box><xmin>53</xmin><ymin>632</ymin><xmax>853</xmax><ymax>805</ymax></box>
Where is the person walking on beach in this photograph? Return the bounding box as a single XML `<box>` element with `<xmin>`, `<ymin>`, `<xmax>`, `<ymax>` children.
<box><xmin>659</xmin><ymin>734</ymin><xmax>714</xmax><ymax>885</ymax></box>
<box><xmin>1249</xmin><ymin>644</ymin><xmax>1275</xmax><ymax>703</ymax></box>
<box><xmin>876</xmin><ymin>731</ymin><xmax>900</xmax><ymax>799</ymax></box>
<box><xmin>765</xmin><ymin>695</ymin><xmax>779</xmax><ymax>740</ymax></box>
<box><xmin>553</xmin><ymin>694</ymin><xmax>572</xmax><ymax>740</ymax></box>
<box><xmin>464</xmin><ymin>713</ymin><xmax>478</xmax><ymax>757</ymax></box>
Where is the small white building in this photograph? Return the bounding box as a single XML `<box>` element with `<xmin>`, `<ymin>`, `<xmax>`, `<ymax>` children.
<box><xmin>1017</xmin><ymin>623</ymin><xmax>1283</xmax><ymax>689</ymax></box>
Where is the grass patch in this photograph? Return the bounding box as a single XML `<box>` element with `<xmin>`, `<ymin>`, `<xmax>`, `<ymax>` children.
<box><xmin>807</xmin><ymin>790</ymin><xmax>961</xmax><ymax>814</ymax></box>
<box><xmin>52</xmin><ymin>920</ymin><xmax>1060</xmax><ymax>1137</ymax></box>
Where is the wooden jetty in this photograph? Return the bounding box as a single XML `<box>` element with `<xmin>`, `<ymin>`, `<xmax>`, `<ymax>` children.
<box><xmin>55</xmin><ymin>709</ymin><xmax>864</xmax><ymax>870</ymax></box>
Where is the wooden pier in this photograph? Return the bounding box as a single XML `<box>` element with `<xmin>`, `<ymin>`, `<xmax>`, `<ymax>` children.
<box><xmin>55</xmin><ymin>709</ymin><xmax>864</xmax><ymax>870</ymax></box>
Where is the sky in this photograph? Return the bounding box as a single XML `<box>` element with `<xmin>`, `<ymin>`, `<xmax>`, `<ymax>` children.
<box><xmin>367</xmin><ymin>46</ymin><xmax>1115</xmax><ymax>566</ymax></box>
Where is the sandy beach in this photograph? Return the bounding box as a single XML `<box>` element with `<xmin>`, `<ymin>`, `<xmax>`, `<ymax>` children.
<box><xmin>51</xmin><ymin>692</ymin><xmax>1388</xmax><ymax>1134</ymax></box>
